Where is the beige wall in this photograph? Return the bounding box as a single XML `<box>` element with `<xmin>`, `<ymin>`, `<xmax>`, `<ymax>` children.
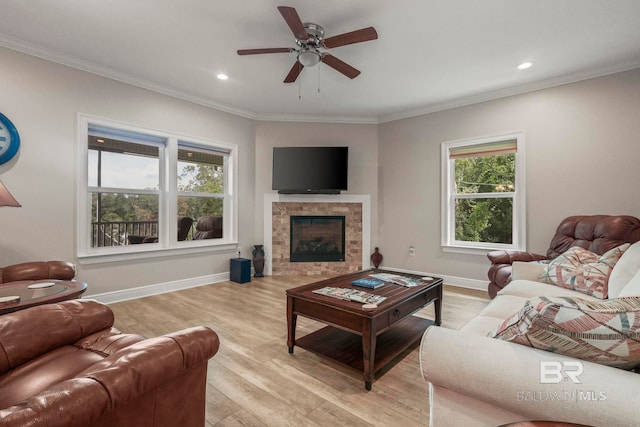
<box><xmin>378</xmin><ymin>68</ymin><xmax>640</xmax><ymax>284</ymax></box>
<box><xmin>2</xmin><ymin>43</ymin><xmax>638</xmax><ymax>295</ymax></box>
<box><xmin>0</xmin><ymin>47</ymin><xmax>256</xmax><ymax>296</ymax></box>
<box><xmin>253</xmin><ymin>121</ymin><xmax>379</xmax><ymax>247</ymax></box>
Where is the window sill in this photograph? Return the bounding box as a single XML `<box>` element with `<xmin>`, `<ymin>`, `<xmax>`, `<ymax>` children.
<box><xmin>78</xmin><ymin>241</ymin><xmax>238</xmax><ymax>265</ymax></box>
<box><xmin>441</xmin><ymin>244</ymin><xmax>522</xmax><ymax>256</ymax></box>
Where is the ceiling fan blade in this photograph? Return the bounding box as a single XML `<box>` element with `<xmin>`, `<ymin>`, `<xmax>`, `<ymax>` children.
<box><xmin>321</xmin><ymin>54</ymin><xmax>360</xmax><ymax>79</ymax></box>
<box><xmin>323</xmin><ymin>27</ymin><xmax>378</xmax><ymax>49</ymax></box>
<box><xmin>284</xmin><ymin>61</ymin><xmax>304</xmax><ymax>83</ymax></box>
<box><xmin>277</xmin><ymin>6</ymin><xmax>309</xmax><ymax>40</ymax></box>
<box><xmin>237</xmin><ymin>48</ymin><xmax>294</xmax><ymax>55</ymax></box>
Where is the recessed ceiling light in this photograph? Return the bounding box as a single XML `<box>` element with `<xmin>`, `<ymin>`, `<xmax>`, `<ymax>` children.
<box><xmin>517</xmin><ymin>62</ymin><xmax>533</xmax><ymax>70</ymax></box>
<box><xmin>217</xmin><ymin>73</ymin><xmax>229</xmax><ymax>80</ymax></box>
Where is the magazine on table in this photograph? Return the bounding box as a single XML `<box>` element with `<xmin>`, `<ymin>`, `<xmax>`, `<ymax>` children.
<box><xmin>313</xmin><ymin>287</ymin><xmax>387</xmax><ymax>304</ymax></box>
<box><xmin>369</xmin><ymin>273</ymin><xmax>423</xmax><ymax>287</ymax></box>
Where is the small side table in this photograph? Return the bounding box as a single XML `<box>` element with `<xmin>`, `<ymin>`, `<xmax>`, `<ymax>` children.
<box><xmin>230</xmin><ymin>258</ymin><xmax>251</xmax><ymax>284</ymax></box>
<box><xmin>0</xmin><ymin>280</ymin><xmax>88</xmax><ymax>315</ymax></box>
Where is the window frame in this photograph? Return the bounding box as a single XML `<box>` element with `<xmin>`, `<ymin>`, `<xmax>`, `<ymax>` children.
<box><xmin>77</xmin><ymin>114</ymin><xmax>238</xmax><ymax>263</ymax></box>
<box><xmin>440</xmin><ymin>131</ymin><xmax>526</xmax><ymax>254</ymax></box>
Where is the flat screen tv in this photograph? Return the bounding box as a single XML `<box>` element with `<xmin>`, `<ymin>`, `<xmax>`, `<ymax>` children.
<box><xmin>272</xmin><ymin>146</ymin><xmax>348</xmax><ymax>194</ymax></box>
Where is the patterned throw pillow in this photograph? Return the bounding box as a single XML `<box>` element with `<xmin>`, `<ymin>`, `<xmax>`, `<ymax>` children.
<box><xmin>489</xmin><ymin>296</ymin><xmax>640</xmax><ymax>369</ymax></box>
<box><xmin>538</xmin><ymin>244</ymin><xmax>630</xmax><ymax>299</ymax></box>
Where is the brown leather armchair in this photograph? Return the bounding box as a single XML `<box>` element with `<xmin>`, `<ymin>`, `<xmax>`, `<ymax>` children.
<box><xmin>0</xmin><ymin>260</ymin><xmax>75</xmax><ymax>284</ymax></box>
<box><xmin>486</xmin><ymin>215</ymin><xmax>640</xmax><ymax>298</ymax></box>
<box><xmin>0</xmin><ymin>299</ymin><xmax>219</xmax><ymax>427</ymax></box>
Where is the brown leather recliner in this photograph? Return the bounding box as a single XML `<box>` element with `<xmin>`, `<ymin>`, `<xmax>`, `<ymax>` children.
<box><xmin>0</xmin><ymin>300</ymin><xmax>219</xmax><ymax>427</ymax></box>
<box><xmin>128</xmin><ymin>216</ymin><xmax>194</xmax><ymax>244</ymax></box>
<box><xmin>0</xmin><ymin>260</ymin><xmax>75</xmax><ymax>284</ymax></box>
<box><xmin>486</xmin><ymin>215</ymin><xmax>640</xmax><ymax>298</ymax></box>
<box><xmin>193</xmin><ymin>215</ymin><xmax>223</xmax><ymax>239</ymax></box>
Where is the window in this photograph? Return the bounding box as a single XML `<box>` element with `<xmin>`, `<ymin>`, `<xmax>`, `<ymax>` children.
<box><xmin>77</xmin><ymin>115</ymin><xmax>238</xmax><ymax>261</ymax></box>
<box><xmin>177</xmin><ymin>142</ymin><xmax>227</xmax><ymax>235</ymax></box>
<box><xmin>441</xmin><ymin>132</ymin><xmax>525</xmax><ymax>253</ymax></box>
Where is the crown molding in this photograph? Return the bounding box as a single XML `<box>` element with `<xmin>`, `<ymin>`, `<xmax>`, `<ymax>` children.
<box><xmin>378</xmin><ymin>60</ymin><xmax>640</xmax><ymax>123</ymax></box>
<box><xmin>0</xmin><ymin>34</ymin><xmax>378</xmax><ymax>124</ymax></box>
<box><xmin>254</xmin><ymin>113</ymin><xmax>378</xmax><ymax>124</ymax></box>
<box><xmin>2</xmin><ymin>33</ymin><xmax>639</xmax><ymax>126</ymax></box>
<box><xmin>0</xmin><ymin>34</ymin><xmax>259</xmax><ymax>120</ymax></box>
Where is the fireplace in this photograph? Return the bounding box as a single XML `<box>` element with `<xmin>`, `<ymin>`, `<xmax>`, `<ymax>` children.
<box><xmin>265</xmin><ymin>194</ymin><xmax>369</xmax><ymax>275</ymax></box>
<box><xmin>290</xmin><ymin>216</ymin><xmax>345</xmax><ymax>262</ymax></box>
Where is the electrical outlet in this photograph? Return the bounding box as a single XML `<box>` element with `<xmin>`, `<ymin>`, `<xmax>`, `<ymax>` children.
<box><xmin>409</xmin><ymin>246</ymin><xmax>415</xmax><ymax>256</ymax></box>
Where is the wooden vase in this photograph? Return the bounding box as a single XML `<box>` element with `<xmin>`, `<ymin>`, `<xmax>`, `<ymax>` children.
<box><xmin>370</xmin><ymin>247</ymin><xmax>383</xmax><ymax>268</ymax></box>
<box><xmin>252</xmin><ymin>244</ymin><xmax>265</xmax><ymax>277</ymax></box>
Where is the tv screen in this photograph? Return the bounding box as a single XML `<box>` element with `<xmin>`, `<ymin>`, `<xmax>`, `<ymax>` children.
<box><xmin>272</xmin><ymin>146</ymin><xmax>348</xmax><ymax>194</ymax></box>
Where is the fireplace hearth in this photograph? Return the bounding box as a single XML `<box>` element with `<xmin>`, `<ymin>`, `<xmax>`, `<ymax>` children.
<box><xmin>290</xmin><ymin>215</ymin><xmax>345</xmax><ymax>262</ymax></box>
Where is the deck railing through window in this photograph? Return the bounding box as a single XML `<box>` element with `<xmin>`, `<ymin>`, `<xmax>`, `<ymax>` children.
<box><xmin>92</xmin><ymin>220</ymin><xmax>158</xmax><ymax>247</ymax></box>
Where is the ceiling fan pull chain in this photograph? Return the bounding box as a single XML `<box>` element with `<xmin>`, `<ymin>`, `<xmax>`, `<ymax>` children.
<box><xmin>299</xmin><ymin>71</ymin><xmax>302</xmax><ymax>100</ymax></box>
<box><xmin>317</xmin><ymin>65</ymin><xmax>321</xmax><ymax>94</ymax></box>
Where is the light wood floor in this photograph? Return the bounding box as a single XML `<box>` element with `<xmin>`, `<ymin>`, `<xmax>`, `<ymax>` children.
<box><xmin>109</xmin><ymin>275</ymin><xmax>490</xmax><ymax>427</ymax></box>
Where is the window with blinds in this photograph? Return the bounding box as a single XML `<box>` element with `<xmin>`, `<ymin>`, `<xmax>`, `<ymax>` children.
<box><xmin>441</xmin><ymin>132</ymin><xmax>526</xmax><ymax>252</ymax></box>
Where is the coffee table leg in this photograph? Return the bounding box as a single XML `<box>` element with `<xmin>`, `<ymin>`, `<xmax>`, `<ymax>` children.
<box><xmin>435</xmin><ymin>286</ymin><xmax>443</xmax><ymax>326</ymax></box>
<box><xmin>287</xmin><ymin>296</ymin><xmax>297</xmax><ymax>353</ymax></box>
<box><xmin>362</xmin><ymin>321</ymin><xmax>376</xmax><ymax>391</ymax></box>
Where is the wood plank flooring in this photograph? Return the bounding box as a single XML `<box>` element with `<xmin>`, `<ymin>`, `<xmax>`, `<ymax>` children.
<box><xmin>109</xmin><ymin>275</ymin><xmax>490</xmax><ymax>427</ymax></box>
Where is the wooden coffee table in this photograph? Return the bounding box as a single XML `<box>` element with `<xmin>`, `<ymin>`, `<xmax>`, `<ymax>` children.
<box><xmin>286</xmin><ymin>269</ymin><xmax>442</xmax><ymax>390</ymax></box>
<box><xmin>0</xmin><ymin>280</ymin><xmax>88</xmax><ymax>315</ymax></box>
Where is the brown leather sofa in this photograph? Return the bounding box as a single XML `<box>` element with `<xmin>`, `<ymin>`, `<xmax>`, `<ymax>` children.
<box><xmin>0</xmin><ymin>260</ymin><xmax>76</xmax><ymax>284</ymax></box>
<box><xmin>0</xmin><ymin>300</ymin><xmax>219</xmax><ymax>427</ymax></box>
<box><xmin>486</xmin><ymin>215</ymin><xmax>640</xmax><ymax>298</ymax></box>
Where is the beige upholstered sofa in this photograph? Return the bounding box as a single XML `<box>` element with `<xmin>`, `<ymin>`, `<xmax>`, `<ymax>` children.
<box><xmin>420</xmin><ymin>241</ymin><xmax>640</xmax><ymax>427</ymax></box>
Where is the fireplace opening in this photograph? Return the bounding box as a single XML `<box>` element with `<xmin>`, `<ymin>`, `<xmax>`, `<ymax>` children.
<box><xmin>290</xmin><ymin>215</ymin><xmax>346</xmax><ymax>262</ymax></box>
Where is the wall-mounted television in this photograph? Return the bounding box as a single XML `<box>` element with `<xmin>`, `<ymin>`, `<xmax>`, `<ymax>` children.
<box><xmin>272</xmin><ymin>146</ymin><xmax>348</xmax><ymax>194</ymax></box>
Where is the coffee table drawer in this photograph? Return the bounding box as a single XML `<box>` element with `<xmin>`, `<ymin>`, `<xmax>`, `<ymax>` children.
<box><xmin>387</xmin><ymin>289</ymin><xmax>436</xmax><ymax>327</ymax></box>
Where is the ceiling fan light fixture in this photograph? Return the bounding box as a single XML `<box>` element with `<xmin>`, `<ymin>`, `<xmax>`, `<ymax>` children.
<box><xmin>298</xmin><ymin>49</ymin><xmax>321</xmax><ymax>67</ymax></box>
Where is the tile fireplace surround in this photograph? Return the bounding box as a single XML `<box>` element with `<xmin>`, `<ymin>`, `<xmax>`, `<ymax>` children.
<box><xmin>263</xmin><ymin>194</ymin><xmax>371</xmax><ymax>275</ymax></box>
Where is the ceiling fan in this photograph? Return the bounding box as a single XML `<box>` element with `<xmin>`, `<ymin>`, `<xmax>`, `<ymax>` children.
<box><xmin>237</xmin><ymin>6</ymin><xmax>378</xmax><ymax>83</ymax></box>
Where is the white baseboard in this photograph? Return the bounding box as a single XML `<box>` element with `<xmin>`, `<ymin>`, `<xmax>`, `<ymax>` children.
<box><xmin>86</xmin><ymin>272</ymin><xmax>230</xmax><ymax>305</ymax></box>
<box><xmin>85</xmin><ymin>267</ymin><xmax>487</xmax><ymax>305</ymax></box>
<box><xmin>375</xmin><ymin>266</ymin><xmax>488</xmax><ymax>292</ymax></box>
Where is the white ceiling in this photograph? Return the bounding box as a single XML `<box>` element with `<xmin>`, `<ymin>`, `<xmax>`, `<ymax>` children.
<box><xmin>1</xmin><ymin>0</ymin><xmax>640</xmax><ymax>123</ymax></box>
